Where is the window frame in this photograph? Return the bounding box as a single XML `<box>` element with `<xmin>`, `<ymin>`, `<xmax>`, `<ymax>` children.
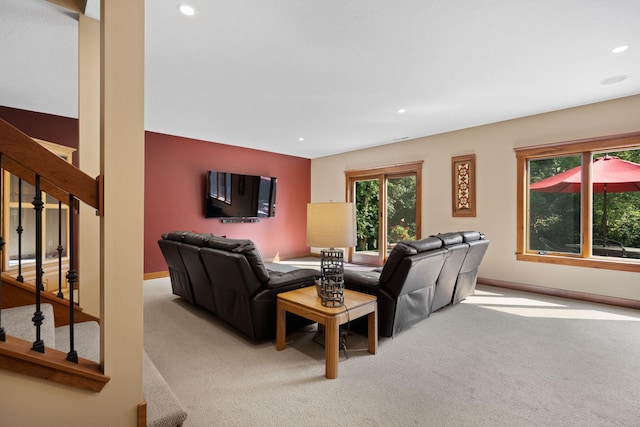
<box><xmin>515</xmin><ymin>131</ymin><xmax>640</xmax><ymax>273</ymax></box>
<box><xmin>345</xmin><ymin>161</ymin><xmax>423</xmax><ymax>266</ymax></box>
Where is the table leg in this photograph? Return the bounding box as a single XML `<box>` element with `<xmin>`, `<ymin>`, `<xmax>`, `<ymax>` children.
<box><xmin>368</xmin><ymin>303</ymin><xmax>377</xmax><ymax>355</ymax></box>
<box><xmin>325</xmin><ymin>316</ymin><xmax>339</xmax><ymax>379</ymax></box>
<box><xmin>275</xmin><ymin>301</ymin><xmax>286</xmax><ymax>351</ymax></box>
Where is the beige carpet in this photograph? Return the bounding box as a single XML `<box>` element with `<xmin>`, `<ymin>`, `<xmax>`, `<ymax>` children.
<box><xmin>143</xmin><ymin>277</ymin><xmax>640</xmax><ymax>426</ymax></box>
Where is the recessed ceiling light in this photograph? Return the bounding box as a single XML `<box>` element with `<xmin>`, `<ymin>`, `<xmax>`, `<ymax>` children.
<box><xmin>178</xmin><ymin>4</ymin><xmax>196</xmax><ymax>16</ymax></box>
<box><xmin>397</xmin><ymin>108</ymin><xmax>406</xmax><ymax>114</ymax></box>
<box><xmin>612</xmin><ymin>44</ymin><xmax>630</xmax><ymax>54</ymax></box>
<box><xmin>600</xmin><ymin>75</ymin><xmax>628</xmax><ymax>85</ymax></box>
<box><xmin>298</xmin><ymin>137</ymin><xmax>305</xmax><ymax>142</ymax></box>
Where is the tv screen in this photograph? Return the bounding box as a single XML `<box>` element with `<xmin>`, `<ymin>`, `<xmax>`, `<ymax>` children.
<box><xmin>205</xmin><ymin>171</ymin><xmax>277</xmax><ymax>219</ymax></box>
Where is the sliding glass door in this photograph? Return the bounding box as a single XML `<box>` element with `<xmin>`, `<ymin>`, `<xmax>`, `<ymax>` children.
<box><xmin>353</xmin><ymin>178</ymin><xmax>380</xmax><ymax>264</ymax></box>
<box><xmin>347</xmin><ymin>162</ymin><xmax>422</xmax><ymax>266</ymax></box>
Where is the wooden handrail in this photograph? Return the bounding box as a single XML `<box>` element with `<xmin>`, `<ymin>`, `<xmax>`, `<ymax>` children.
<box><xmin>0</xmin><ymin>118</ymin><xmax>101</xmax><ymax>213</ymax></box>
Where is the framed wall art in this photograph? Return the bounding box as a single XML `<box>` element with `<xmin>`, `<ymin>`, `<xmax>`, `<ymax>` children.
<box><xmin>451</xmin><ymin>154</ymin><xmax>476</xmax><ymax>217</ymax></box>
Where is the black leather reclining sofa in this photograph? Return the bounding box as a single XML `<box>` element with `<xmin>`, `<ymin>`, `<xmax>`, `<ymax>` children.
<box><xmin>343</xmin><ymin>231</ymin><xmax>489</xmax><ymax>337</ymax></box>
<box><xmin>158</xmin><ymin>231</ymin><xmax>319</xmax><ymax>340</ymax></box>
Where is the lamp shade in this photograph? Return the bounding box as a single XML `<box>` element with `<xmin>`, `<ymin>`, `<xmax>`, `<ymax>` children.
<box><xmin>306</xmin><ymin>202</ymin><xmax>356</xmax><ymax>249</ymax></box>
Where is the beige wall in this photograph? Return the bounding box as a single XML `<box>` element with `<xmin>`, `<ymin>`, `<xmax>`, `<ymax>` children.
<box><xmin>311</xmin><ymin>95</ymin><xmax>640</xmax><ymax>301</ymax></box>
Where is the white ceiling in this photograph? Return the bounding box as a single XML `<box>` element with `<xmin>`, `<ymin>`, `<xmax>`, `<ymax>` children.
<box><xmin>1</xmin><ymin>0</ymin><xmax>639</xmax><ymax>159</ymax></box>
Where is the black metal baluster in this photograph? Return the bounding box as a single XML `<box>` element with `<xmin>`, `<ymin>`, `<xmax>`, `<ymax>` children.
<box><xmin>66</xmin><ymin>194</ymin><xmax>78</xmax><ymax>363</ymax></box>
<box><xmin>16</xmin><ymin>178</ymin><xmax>24</xmax><ymax>282</ymax></box>
<box><xmin>57</xmin><ymin>200</ymin><xmax>64</xmax><ymax>298</ymax></box>
<box><xmin>0</xmin><ymin>153</ymin><xmax>5</xmax><ymax>342</ymax></box>
<box><xmin>31</xmin><ymin>175</ymin><xmax>45</xmax><ymax>353</ymax></box>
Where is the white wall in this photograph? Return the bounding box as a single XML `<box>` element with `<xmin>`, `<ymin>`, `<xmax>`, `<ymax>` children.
<box><xmin>311</xmin><ymin>95</ymin><xmax>640</xmax><ymax>301</ymax></box>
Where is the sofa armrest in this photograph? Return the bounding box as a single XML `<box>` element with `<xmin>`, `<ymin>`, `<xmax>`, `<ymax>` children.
<box><xmin>267</xmin><ymin>268</ymin><xmax>319</xmax><ymax>290</ymax></box>
<box><xmin>343</xmin><ymin>269</ymin><xmax>382</xmax><ymax>294</ymax></box>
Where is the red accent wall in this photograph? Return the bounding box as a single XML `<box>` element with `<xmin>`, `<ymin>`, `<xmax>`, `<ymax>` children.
<box><xmin>144</xmin><ymin>132</ymin><xmax>311</xmax><ymax>274</ymax></box>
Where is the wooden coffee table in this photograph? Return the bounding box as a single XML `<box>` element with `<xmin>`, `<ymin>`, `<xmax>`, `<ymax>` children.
<box><xmin>276</xmin><ymin>286</ymin><xmax>377</xmax><ymax>379</ymax></box>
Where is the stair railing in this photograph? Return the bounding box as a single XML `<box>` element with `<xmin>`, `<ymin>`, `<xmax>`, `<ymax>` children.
<box><xmin>0</xmin><ymin>117</ymin><xmax>103</xmax><ymax>371</ymax></box>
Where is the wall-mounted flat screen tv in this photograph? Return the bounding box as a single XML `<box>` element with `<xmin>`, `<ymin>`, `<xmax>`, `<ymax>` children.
<box><xmin>205</xmin><ymin>170</ymin><xmax>277</xmax><ymax>219</ymax></box>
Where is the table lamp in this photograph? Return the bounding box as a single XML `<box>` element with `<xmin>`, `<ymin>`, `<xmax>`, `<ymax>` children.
<box><xmin>306</xmin><ymin>202</ymin><xmax>356</xmax><ymax>307</ymax></box>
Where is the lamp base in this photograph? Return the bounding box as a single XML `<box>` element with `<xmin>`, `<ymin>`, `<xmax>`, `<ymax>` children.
<box><xmin>319</xmin><ymin>249</ymin><xmax>345</xmax><ymax>307</ymax></box>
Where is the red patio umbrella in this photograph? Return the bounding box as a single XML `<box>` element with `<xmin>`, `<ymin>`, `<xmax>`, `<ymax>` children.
<box><xmin>530</xmin><ymin>155</ymin><xmax>640</xmax><ymax>244</ymax></box>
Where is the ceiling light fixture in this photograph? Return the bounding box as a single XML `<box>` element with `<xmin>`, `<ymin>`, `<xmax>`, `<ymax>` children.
<box><xmin>612</xmin><ymin>44</ymin><xmax>630</xmax><ymax>54</ymax></box>
<box><xmin>298</xmin><ymin>137</ymin><xmax>305</xmax><ymax>142</ymax></box>
<box><xmin>178</xmin><ymin>4</ymin><xmax>196</xmax><ymax>16</ymax></box>
<box><xmin>397</xmin><ymin>108</ymin><xmax>406</xmax><ymax>114</ymax></box>
<box><xmin>600</xmin><ymin>75</ymin><xmax>628</xmax><ymax>85</ymax></box>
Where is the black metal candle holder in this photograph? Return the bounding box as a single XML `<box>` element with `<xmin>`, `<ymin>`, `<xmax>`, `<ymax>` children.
<box><xmin>318</xmin><ymin>249</ymin><xmax>345</xmax><ymax>307</ymax></box>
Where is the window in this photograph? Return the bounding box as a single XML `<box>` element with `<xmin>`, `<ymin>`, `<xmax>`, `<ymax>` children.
<box><xmin>346</xmin><ymin>161</ymin><xmax>422</xmax><ymax>266</ymax></box>
<box><xmin>515</xmin><ymin>132</ymin><xmax>640</xmax><ymax>272</ymax></box>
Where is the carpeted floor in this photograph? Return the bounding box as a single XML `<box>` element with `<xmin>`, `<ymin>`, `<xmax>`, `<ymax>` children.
<box><xmin>143</xmin><ymin>276</ymin><xmax>640</xmax><ymax>427</ymax></box>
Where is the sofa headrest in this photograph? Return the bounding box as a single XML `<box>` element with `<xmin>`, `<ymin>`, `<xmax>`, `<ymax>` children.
<box><xmin>165</xmin><ymin>231</ymin><xmax>188</xmax><ymax>242</ymax></box>
<box><xmin>208</xmin><ymin>236</ymin><xmax>270</xmax><ymax>282</ymax></box>
<box><xmin>182</xmin><ymin>231</ymin><xmax>214</xmax><ymax>247</ymax></box>
<box><xmin>459</xmin><ymin>231</ymin><xmax>484</xmax><ymax>243</ymax></box>
<box><xmin>403</xmin><ymin>236</ymin><xmax>443</xmax><ymax>252</ymax></box>
<box><xmin>207</xmin><ymin>235</ymin><xmax>249</xmax><ymax>251</ymax></box>
<box><xmin>433</xmin><ymin>232</ymin><xmax>464</xmax><ymax>246</ymax></box>
<box><xmin>234</xmin><ymin>244</ymin><xmax>270</xmax><ymax>282</ymax></box>
<box><xmin>379</xmin><ymin>243</ymin><xmax>418</xmax><ymax>284</ymax></box>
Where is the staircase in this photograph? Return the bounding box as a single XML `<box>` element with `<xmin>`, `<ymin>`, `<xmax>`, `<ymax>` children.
<box><xmin>0</xmin><ymin>1</ymin><xmax>149</xmax><ymax>424</ymax></box>
<box><xmin>0</xmin><ymin>117</ymin><xmax>189</xmax><ymax>425</ymax></box>
<box><xmin>0</xmin><ymin>117</ymin><xmax>109</xmax><ymax>391</ymax></box>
